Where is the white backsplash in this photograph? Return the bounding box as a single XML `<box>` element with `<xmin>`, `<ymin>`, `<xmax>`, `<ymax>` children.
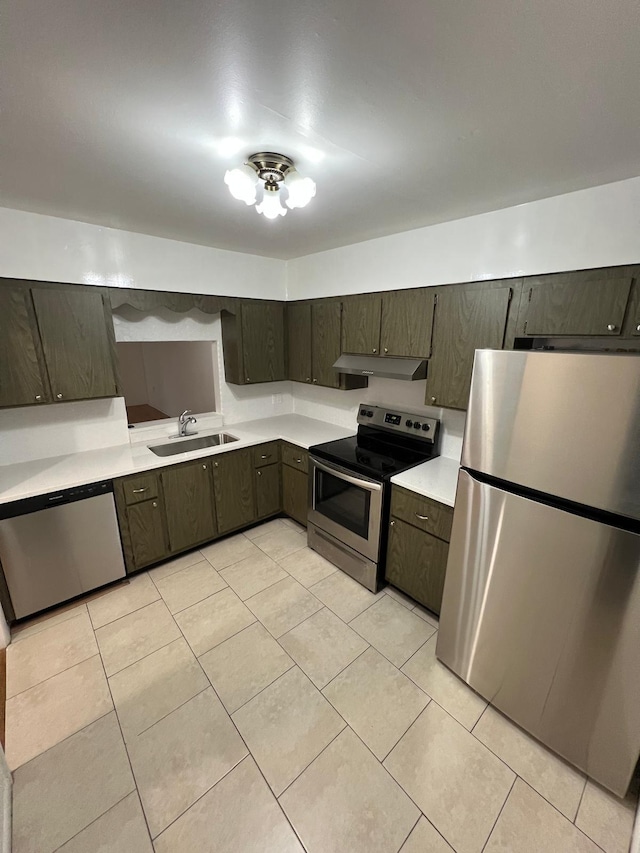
<box><xmin>291</xmin><ymin>377</ymin><xmax>466</xmax><ymax>460</ymax></box>
<box><xmin>0</xmin><ymin>397</ymin><xmax>130</xmax><ymax>466</ymax></box>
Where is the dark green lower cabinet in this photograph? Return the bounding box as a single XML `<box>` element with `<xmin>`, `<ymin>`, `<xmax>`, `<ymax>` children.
<box><xmin>282</xmin><ymin>465</ymin><xmax>308</xmax><ymax>526</ymax></box>
<box><xmin>212</xmin><ymin>449</ymin><xmax>257</xmax><ymax>534</ymax></box>
<box><xmin>385</xmin><ymin>517</ymin><xmax>449</xmax><ymax>615</ymax></box>
<box><xmin>256</xmin><ymin>465</ymin><xmax>281</xmax><ymax>518</ymax></box>
<box><xmin>126</xmin><ymin>499</ymin><xmax>168</xmax><ymax>569</ymax></box>
<box><xmin>161</xmin><ymin>460</ymin><xmax>217</xmax><ymax>552</ymax></box>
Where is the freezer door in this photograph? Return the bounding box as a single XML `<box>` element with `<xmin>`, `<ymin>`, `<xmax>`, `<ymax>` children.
<box><xmin>462</xmin><ymin>350</ymin><xmax>640</xmax><ymax>520</ymax></box>
<box><xmin>437</xmin><ymin>469</ymin><xmax>640</xmax><ymax>796</ymax></box>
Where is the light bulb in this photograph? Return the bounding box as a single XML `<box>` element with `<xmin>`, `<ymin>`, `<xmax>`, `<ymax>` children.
<box><xmin>256</xmin><ymin>187</ymin><xmax>287</xmax><ymax>219</ymax></box>
<box><xmin>224</xmin><ymin>164</ymin><xmax>258</xmax><ymax>205</ymax></box>
<box><xmin>284</xmin><ymin>170</ymin><xmax>316</xmax><ymax>209</ymax></box>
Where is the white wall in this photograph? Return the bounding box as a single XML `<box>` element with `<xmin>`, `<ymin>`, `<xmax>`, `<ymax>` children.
<box><xmin>0</xmin><ymin>207</ymin><xmax>287</xmax><ymax>299</ymax></box>
<box><xmin>292</xmin><ymin>378</ymin><xmax>466</xmax><ymax>461</ymax></box>
<box><xmin>0</xmin><ymin>398</ymin><xmax>130</xmax><ymax>466</ymax></box>
<box><xmin>287</xmin><ymin>177</ymin><xmax>640</xmax><ymax>299</ymax></box>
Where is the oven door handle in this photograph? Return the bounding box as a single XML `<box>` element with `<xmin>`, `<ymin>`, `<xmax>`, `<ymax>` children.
<box><xmin>310</xmin><ymin>457</ymin><xmax>383</xmax><ymax>492</ymax></box>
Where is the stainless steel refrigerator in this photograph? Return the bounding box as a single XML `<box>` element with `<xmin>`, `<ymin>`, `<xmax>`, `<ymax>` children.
<box><xmin>437</xmin><ymin>349</ymin><xmax>640</xmax><ymax>797</ymax></box>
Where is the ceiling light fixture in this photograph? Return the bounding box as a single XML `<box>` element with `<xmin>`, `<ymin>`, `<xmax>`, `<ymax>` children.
<box><xmin>224</xmin><ymin>152</ymin><xmax>316</xmax><ymax>220</ymax></box>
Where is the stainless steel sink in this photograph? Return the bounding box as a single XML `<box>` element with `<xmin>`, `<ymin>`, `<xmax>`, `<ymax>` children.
<box><xmin>148</xmin><ymin>433</ymin><xmax>239</xmax><ymax>457</ymax></box>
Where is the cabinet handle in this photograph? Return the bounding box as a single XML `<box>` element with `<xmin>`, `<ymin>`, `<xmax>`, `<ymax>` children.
<box><xmin>296</xmin><ymin>458</ymin><xmax>303</xmax><ymax>464</ymax></box>
<box><xmin>430</xmin><ymin>396</ymin><xmax>437</xmax><ymax>404</ymax></box>
<box><xmin>202</xmin><ymin>464</ymin><xmax>207</xmax><ymax>470</ymax></box>
<box><xmin>313</xmin><ymin>378</ymin><xmax>318</xmax><ymax>383</ymax></box>
<box><xmin>246</xmin><ymin>376</ymin><xmax>250</xmax><ymax>382</ymax></box>
<box><xmin>415</xmin><ymin>513</ymin><xmax>429</xmax><ymax>521</ymax></box>
<box><xmin>35</xmin><ymin>394</ymin><xmax>43</xmax><ymax>402</ymax></box>
<box><xmin>260</xmin><ymin>454</ymin><xmax>270</xmax><ymax>460</ymax></box>
<box><xmin>372</xmin><ymin>348</ymin><xmax>377</xmax><ymax>353</ymax></box>
<box><xmin>213</xmin><ymin>462</ymin><xmax>219</xmax><ymax>468</ymax></box>
<box><xmin>383</xmin><ymin>347</ymin><xmax>388</xmax><ymax>354</ymax></box>
<box><xmin>56</xmin><ymin>393</ymin><xmax>63</xmax><ymax>400</ymax></box>
<box><xmin>306</xmin><ymin>377</ymin><xmax>311</xmax><ymax>382</ymax></box>
<box><xmin>390</xmin><ymin>520</ymin><xmax>395</xmax><ymax>527</ymax></box>
<box><xmin>152</xmin><ymin>501</ymin><xmax>158</xmax><ymax>508</ymax></box>
<box><xmin>132</xmin><ymin>487</ymin><xmax>147</xmax><ymax>494</ymax></box>
<box><xmin>257</xmin><ymin>470</ymin><xmax>262</xmax><ymax>476</ymax></box>
<box><xmin>607</xmin><ymin>324</ymin><xmax>617</xmax><ymax>332</ymax></box>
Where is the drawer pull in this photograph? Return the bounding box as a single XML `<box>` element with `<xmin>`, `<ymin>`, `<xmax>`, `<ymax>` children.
<box><xmin>152</xmin><ymin>501</ymin><xmax>158</xmax><ymax>508</ymax></box>
<box><xmin>257</xmin><ymin>470</ymin><xmax>262</xmax><ymax>476</ymax></box>
<box><xmin>607</xmin><ymin>324</ymin><xmax>617</xmax><ymax>332</ymax></box>
<box><xmin>132</xmin><ymin>487</ymin><xmax>148</xmax><ymax>494</ymax></box>
<box><xmin>415</xmin><ymin>513</ymin><xmax>429</xmax><ymax>521</ymax></box>
<box><xmin>260</xmin><ymin>454</ymin><xmax>270</xmax><ymax>459</ymax></box>
<box><xmin>296</xmin><ymin>458</ymin><xmax>302</xmax><ymax>464</ymax></box>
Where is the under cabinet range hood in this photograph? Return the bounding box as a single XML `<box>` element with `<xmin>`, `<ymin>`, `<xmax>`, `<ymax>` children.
<box><xmin>333</xmin><ymin>354</ymin><xmax>427</xmax><ymax>381</ymax></box>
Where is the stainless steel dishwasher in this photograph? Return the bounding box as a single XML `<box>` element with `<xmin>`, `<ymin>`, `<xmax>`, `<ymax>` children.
<box><xmin>0</xmin><ymin>480</ymin><xmax>126</xmax><ymax>620</ymax></box>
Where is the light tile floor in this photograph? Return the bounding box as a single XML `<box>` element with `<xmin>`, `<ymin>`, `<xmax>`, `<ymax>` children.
<box><xmin>7</xmin><ymin>517</ymin><xmax>638</xmax><ymax>853</ymax></box>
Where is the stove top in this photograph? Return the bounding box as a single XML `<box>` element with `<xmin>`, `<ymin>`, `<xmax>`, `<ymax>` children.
<box><xmin>309</xmin><ymin>404</ymin><xmax>440</xmax><ymax>481</ymax></box>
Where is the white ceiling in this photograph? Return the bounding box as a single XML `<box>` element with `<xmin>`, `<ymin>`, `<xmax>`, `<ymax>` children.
<box><xmin>2</xmin><ymin>0</ymin><xmax>639</xmax><ymax>260</ymax></box>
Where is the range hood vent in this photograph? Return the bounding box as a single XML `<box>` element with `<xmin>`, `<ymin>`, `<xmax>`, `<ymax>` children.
<box><xmin>333</xmin><ymin>354</ymin><xmax>427</xmax><ymax>381</ymax></box>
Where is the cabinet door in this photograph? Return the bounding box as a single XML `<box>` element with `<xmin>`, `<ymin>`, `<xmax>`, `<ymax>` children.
<box><xmin>212</xmin><ymin>449</ymin><xmax>256</xmax><ymax>534</ymax></box>
<box><xmin>127</xmin><ymin>499</ymin><xmax>168</xmax><ymax>569</ymax></box>
<box><xmin>287</xmin><ymin>302</ymin><xmax>312</xmax><ymax>383</ymax></box>
<box><xmin>385</xmin><ymin>517</ymin><xmax>449</xmax><ymax>615</ymax></box>
<box><xmin>32</xmin><ymin>288</ymin><xmax>117</xmax><ymax>401</ymax></box>
<box><xmin>426</xmin><ymin>285</ymin><xmax>511</xmax><ymax>410</ymax></box>
<box><xmin>312</xmin><ymin>301</ymin><xmax>342</xmax><ymax>388</ymax></box>
<box><xmin>342</xmin><ymin>295</ymin><xmax>382</xmax><ymax>355</ymax></box>
<box><xmin>241</xmin><ymin>302</ymin><xmax>286</xmax><ymax>383</ymax></box>
<box><xmin>256</xmin><ymin>465</ymin><xmax>281</xmax><ymax>518</ymax></box>
<box><xmin>282</xmin><ymin>465</ymin><xmax>308</xmax><ymax>527</ymax></box>
<box><xmin>380</xmin><ymin>289</ymin><xmax>435</xmax><ymax>358</ymax></box>
<box><xmin>523</xmin><ymin>275</ymin><xmax>632</xmax><ymax>337</ymax></box>
<box><xmin>162</xmin><ymin>460</ymin><xmax>217</xmax><ymax>552</ymax></box>
<box><xmin>0</xmin><ymin>288</ymin><xmax>50</xmax><ymax>407</ymax></box>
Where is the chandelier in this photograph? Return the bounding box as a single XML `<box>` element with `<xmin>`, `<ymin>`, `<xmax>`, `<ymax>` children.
<box><xmin>224</xmin><ymin>152</ymin><xmax>316</xmax><ymax>220</ymax></box>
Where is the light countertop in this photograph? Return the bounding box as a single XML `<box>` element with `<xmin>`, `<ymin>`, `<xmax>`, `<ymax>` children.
<box><xmin>390</xmin><ymin>455</ymin><xmax>460</xmax><ymax>507</ymax></box>
<box><xmin>0</xmin><ymin>415</ymin><xmax>354</xmax><ymax>506</ymax></box>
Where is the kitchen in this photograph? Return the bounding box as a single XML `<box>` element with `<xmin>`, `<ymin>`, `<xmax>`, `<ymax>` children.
<box><xmin>1</xmin><ymin>2</ymin><xmax>640</xmax><ymax>852</ymax></box>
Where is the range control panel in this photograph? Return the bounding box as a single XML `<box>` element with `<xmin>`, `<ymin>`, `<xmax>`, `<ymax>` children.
<box><xmin>357</xmin><ymin>405</ymin><xmax>440</xmax><ymax>443</ymax></box>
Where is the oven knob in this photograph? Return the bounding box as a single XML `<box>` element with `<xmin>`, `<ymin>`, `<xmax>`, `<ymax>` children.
<box><xmin>413</xmin><ymin>422</ymin><xmax>421</xmax><ymax>429</ymax></box>
<box><xmin>422</xmin><ymin>423</ymin><xmax>430</xmax><ymax>431</ymax></box>
<box><xmin>405</xmin><ymin>419</ymin><xmax>413</xmax><ymax>428</ymax></box>
<box><xmin>368</xmin><ymin>410</ymin><xmax>374</xmax><ymax>417</ymax></box>
<box><xmin>360</xmin><ymin>408</ymin><xmax>367</xmax><ymax>417</ymax></box>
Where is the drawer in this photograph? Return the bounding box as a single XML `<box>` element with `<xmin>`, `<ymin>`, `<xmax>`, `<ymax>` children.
<box><xmin>390</xmin><ymin>485</ymin><xmax>453</xmax><ymax>542</ymax></box>
<box><xmin>282</xmin><ymin>443</ymin><xmax>309</xmax><ymax>474</ymax></box>
<box><xmin>121</xmin><ymin>472</ymin><xmax>159</xmax><ymax>505</ymax></box>
<box><xmin>252</xmin><ymin>441</ymin><xmax>280</xmax><ymax>468</ymax></box>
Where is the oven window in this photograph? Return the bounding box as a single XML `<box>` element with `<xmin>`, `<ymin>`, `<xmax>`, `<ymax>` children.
<box><xmin>315</xmin><ymin>468</ymin><xmax>371</xmax><ymax>540</ymax></box>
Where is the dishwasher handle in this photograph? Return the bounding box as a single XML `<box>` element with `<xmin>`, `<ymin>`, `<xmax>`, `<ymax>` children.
<box><xmin>0</xmin><ymin>480</ymin><xmax>115</xmax><ymax>520</ymax></box>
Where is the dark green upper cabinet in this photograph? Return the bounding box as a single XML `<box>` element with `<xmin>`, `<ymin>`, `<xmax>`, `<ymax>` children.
<box><xmin>222</xmin><ymin>301</ymin><xmax>286</xmax><ymax>385</ymax></box>
<box><xmin>380</xmin><ymin>289</ymin><xmax>435</xmax><ymax>358</ymax></box>
<box><xmin>32</xmin><ymin>288</ymin><xmax>118</xmax><ymax>402</ymax></box>
<box><xmin>161</xmin><ymin>460</ymin><xmax>217</xmax><ymax>553</ymax></box>
<box><xmin>287</xmin><ymin>302</ymin><xmax>312</xmax><ymax>383</ymax></box>
<box><xmin>212</xmin><ymin>448</ymin><xmax>256</xmax><ymax>534</ymax></box>
<box><xmin>0</xmin><ymin>288</ymin><xmax>51</xmax><ymax>407</ymax></box>
<box><xmin>342</xmin><ymin>295</ymin><xmax>383</xmax><ymax>354</ymax></box>
<box><xmin>311</xmin><ymin>301</ymin><xmax>343</xmax><ymax>388</ymax></box>
<box><xmin>520</xmin><ymin>270</ymin><xmax>633</xmax><ymax>337</ymax></box>
<box><xmin>426</xmin><ymin>283</ymin><xmax>513</xmax><ymax>410</ymax></box>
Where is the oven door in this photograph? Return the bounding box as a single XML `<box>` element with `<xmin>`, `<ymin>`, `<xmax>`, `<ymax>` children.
<box><xmin>308</xmin><ymin>456</ymin><xmax>384</xmax><ymax>562</ymax></box>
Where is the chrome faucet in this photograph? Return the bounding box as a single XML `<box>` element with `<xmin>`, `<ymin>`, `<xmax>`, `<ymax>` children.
<box><xmin>176</xmin><ymin>410</ymin><xmax>198</xmax><ymax>438</ymax></box>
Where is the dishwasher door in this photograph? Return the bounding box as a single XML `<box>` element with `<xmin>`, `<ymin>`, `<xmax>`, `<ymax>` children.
<box><xmin>0</xmin><ymin>490</ymin><xmax>126</xmax><ymax>619</ymax></box>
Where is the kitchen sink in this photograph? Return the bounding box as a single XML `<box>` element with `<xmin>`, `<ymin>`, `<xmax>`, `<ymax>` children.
<box><xmin>148</xmin><ymin>433</ymin><xmax>239</xmax><ymax>457</ymax></box>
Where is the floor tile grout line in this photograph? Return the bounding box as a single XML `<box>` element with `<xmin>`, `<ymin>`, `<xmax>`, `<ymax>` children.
<box><xmin>573</xmin><ymin>776</ymin><xmax>589</xmax><ymax>825</ymax></box>
<box><xmin>89</xmin><ymin>591</ymin><xmax>163</xmax><ymax>632</ymax></box>
<box><xmin>276</xmin><ymin>721</ymin><xmax>348</xmax><ymax>801</ymax></box>
<box><xmin>105</xmin><ymin>633</ymin><xmax>183</xmax><ymax>679</ymax></box>
<box><xmin>227</xmin><ymin>661</ymin><xmax>304</xmax><ymax>718</ymax></box>
<box><xmin>347</xmin><ymin>622</ymin><xmax>436</xmax><ymax>672</ymax></box>
<box><xmin>135</xmin><ymin>685</ymin><xmax>212</xmax><ymax>740</ymax></box>
<box><xmin>50</xmin><ymin>790</ymin><xmax>138</xmax><ymax>853</ymax></box>
<box><xmin>395</xmin><ymin>813</ymin><xmax>422</xmax><ymax>853</ymax></box>
<box><xmin>8</xmin><ymin>707</ymin><xmax>115</xmax><ymax>775</ymax></box>
<box><xmin>317</xmin><ymin>643</ymin><xmax>372</xmax><ymax>693</ymax></box>
<box><xmin>95</xmin><ymin>646</ymin><xmax>155</xmax><ymax>845</ymax></box>
<box><xmin>10</xmin><ymin>604</ymin><xmax>89</xmax><ymax>644</ymax></box>
<box><xmin>5</xmin><ymin>650</ymin><xmax>101</xmax><ymax>703</ymax></box>
<box><xmin>480</xmin><ymin>775</ymin><xmax>517</xmax><ymax>852</ymax></box>
<box><xmin>378</xmin><ymin>697</ymin><xmax>433</xmax><ymax>765</ymax></box>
